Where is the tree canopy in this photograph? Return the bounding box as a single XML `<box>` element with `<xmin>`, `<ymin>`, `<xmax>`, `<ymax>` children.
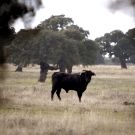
<box><xmin>8</xmin><ymin>15</ymin><xmax>100</xmax><ymax>72</ymax></box>
<box><xmin>95</xmin><ymin>29</ymin><xmax>135</xmax><ymax>68</ymax></box>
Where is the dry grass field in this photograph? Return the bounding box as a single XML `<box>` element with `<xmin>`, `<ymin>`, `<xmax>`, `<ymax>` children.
<box><xmin>0</xmin><ymin>65</ymin><xmax>135</xmax><ymax>135</ymax></box>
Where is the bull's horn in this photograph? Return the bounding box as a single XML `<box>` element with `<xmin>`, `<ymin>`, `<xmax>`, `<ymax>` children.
<box><xmin>82</xmin><ymin>70</ymin><xmax>88</xmax><ymax>72</ymax></box>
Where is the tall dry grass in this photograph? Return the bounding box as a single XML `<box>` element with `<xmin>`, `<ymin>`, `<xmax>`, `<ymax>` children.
<box><xmin>0</xmin><ymin>65</ymin><xmax>135</xmax><ymax>135</ymax></box>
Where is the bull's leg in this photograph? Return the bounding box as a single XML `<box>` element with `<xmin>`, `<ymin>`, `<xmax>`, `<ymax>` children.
<box><xmin>51</xmin><ymin>87</ymin><xmax>57</xmax><ymax>101</ymax></box>
<box><xmin>56</xmin><ymin>89</ymin><xmax>61</xmax><ymax>101</ymax></box>
<box><xmin>77</xmin><ymin>91</ymin><xmax>83</xmax><ymax>102</ymax></box>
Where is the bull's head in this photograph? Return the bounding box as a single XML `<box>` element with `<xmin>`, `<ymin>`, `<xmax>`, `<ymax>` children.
<box><xmin>81</xmin><ymin>70</ymin><xmax>96</xmax><ymax>82</ymax></box>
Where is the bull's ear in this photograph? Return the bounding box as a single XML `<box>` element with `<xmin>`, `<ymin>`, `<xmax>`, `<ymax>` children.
<box><xmin>82</xmin><ymin>70</ymin><xmax>87</xmax><ymax>72</ymax></box>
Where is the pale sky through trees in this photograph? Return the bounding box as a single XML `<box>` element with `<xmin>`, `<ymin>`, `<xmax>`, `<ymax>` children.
<box><xmin>13</xmin><ymin>0</ymin><xmax>135</xmax><ymax>39</ymax></box>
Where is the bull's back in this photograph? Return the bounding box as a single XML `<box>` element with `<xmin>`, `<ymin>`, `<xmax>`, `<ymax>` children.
<box><xmin>52</xmin><ymin>72</ymin><xmax>67</xmax><ymax>85</ymax></box>
<box><xmin>52</xmin><ymin>72</ymin><xmax>80</xmax><ymax>81</ymax></box>
<box><xmin>52</xmin><ymin>72</ymin><xmax>67</xmax><ymax>80</ymax></box>
<box><xmin>52</xmin><ymin>72</ymin><xmax>82</xmax><ymax>89</ymax></box>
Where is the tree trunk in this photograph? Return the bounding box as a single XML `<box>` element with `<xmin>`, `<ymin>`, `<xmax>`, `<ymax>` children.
<box><xmin>15</xmin><ymin>65</ymin><xmax>23</xmax><ymax>72</ymax></box>
<box><xmin>119</xmin><ymin>57</ymin><xmax>127</xmax><ymax>69</ymax></box>
<box><xmin>57</xmin><ymin>57</ymin><xmax>66</xmax><ymax>72</ymax></box>
<box><xmin>67</xmin><ymin>65</ymin><xmax>73</xmax><ymax>73</ymax></box>
<box><xmin>59</xmin><ymin>66</ymin><xmax>66</xmax><ymax>72</ymax></box>
<box><xmin>38</xmin><ymin>62</ymin><xmax>49</xmax><ymax>82</ymax></box>
<box><xmin>38</xmin><ymin>70</ymin><xmax>48</xmax><ymax>82</ymax></box>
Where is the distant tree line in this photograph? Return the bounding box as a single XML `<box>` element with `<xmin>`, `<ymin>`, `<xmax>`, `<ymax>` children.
<box><xmin>3</xmin><ymin>14</ymin><xmax>135</xmax><ymax>83</ymax></box>
<box><xmin>7</xmin><ymin>15</ymin><xmax>102</xmax><ymax>82</ymax></box>
<box><xmin>95</xmin><ymin>29</ymin><xmax>135</xmax><ymax>69</ymax></box>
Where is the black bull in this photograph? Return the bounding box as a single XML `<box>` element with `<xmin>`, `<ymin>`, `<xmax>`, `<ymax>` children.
<box><xmin>51</xmin><ymin>70</ymin><xmax>96</xmax><ymax>102</ymax></box>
